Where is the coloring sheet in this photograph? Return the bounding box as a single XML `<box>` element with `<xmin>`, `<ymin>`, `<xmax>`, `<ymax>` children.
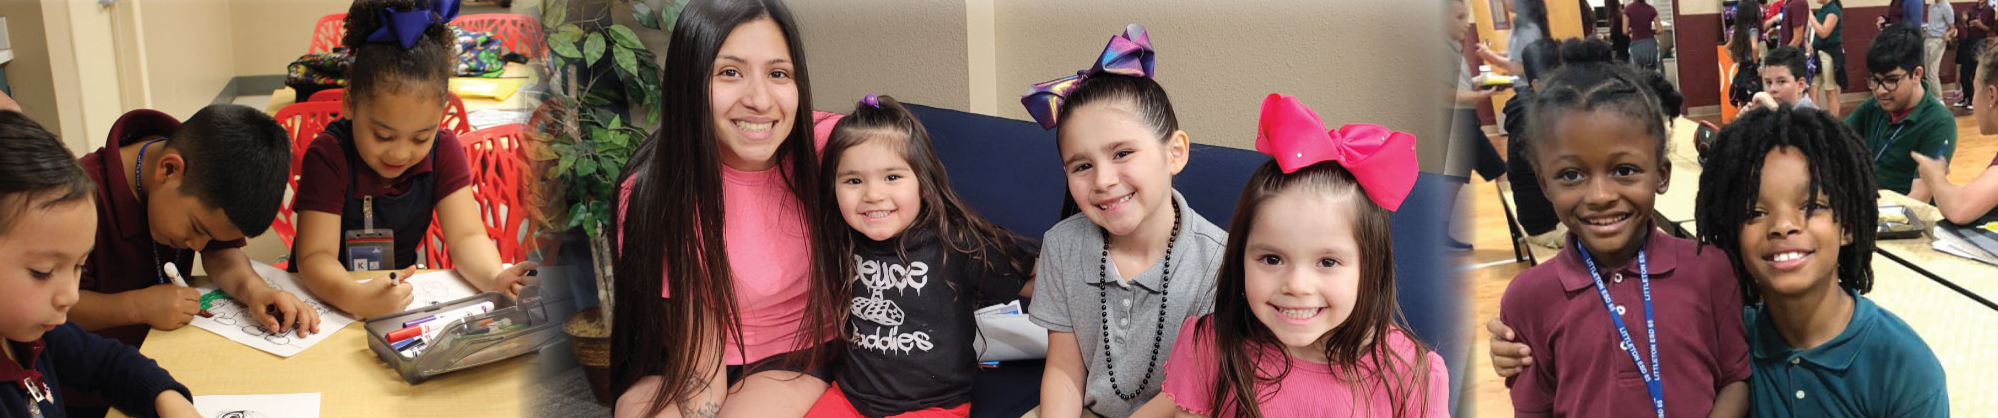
<box><xmin>358</xmin><ymin>270</ymin><xmax>482</xmax><ymax>311</ymax></box>
<box><xmin>187</xmin><ymin>262</ymin><xmax>358</xmax><ymax>357</ymax></box>
<box><xmin>193</xmin><ymin>393</ymin><xmax>320</xmax><ymax>418</ymax></box>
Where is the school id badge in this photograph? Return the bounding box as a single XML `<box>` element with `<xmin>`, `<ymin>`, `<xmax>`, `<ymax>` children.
<box><xmin>344</xmin><ymin>229</ymin><xmax>394</xmax><ymax>271</ymax></box>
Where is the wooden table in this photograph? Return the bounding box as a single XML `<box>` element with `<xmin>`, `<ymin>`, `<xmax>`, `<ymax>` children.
<box><xmin>1874</xmin><ymin>191</ymin><xmax>1998</xmax><ymax>310</ymax></box>
<box><xmin>109</xmin><ymin>271</ymin><xmax>531</xmax><ymax>418</ymax></box>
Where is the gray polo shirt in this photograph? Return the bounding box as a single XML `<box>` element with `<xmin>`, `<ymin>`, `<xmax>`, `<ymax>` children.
<box><xmin>1028</xmin><ymin>190</ymin><xmax>1225</xmax><ymax>417</ymax></box>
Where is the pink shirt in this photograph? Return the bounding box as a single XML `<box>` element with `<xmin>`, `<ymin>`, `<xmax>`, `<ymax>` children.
<box><xmin>616</xmin><ymin>118</ymin><xmax>834</xmax><ymax>365</ymax></box>
<box><xmin>1160</xmin><ymin>316</ymin><xmax>1451</xmax><ymax>418</ymax></box>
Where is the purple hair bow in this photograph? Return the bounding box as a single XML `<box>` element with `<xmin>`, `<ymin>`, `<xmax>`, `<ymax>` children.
<box><xmin>1021</xmin><ymin>23</ymin><xmax>1157</xmax><ymax>130</ymax></box>
<box><xmin>365</xmin><ymin>0</ymin><xmax>460</xmax><ymax>50</ymax></box>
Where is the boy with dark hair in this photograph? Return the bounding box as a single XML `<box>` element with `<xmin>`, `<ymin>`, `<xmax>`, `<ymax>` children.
<box><xmin>1752</xmin><ymin>46</ymin><xmax>1817</xmax><ymax>109</ymax></box>
<box><xmin>1846</xmin><ymin>25</ymin><xmax>1957</xmax><ymax>201</ymax></box>
<box><xmin>71</xmin><ymin>104</ymin><xmax>322</xmax><ymax>350</ymax></box>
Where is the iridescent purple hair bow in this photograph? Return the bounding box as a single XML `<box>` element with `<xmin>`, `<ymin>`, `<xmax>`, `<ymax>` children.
<box><xmin>365</xmin><ymin>0</ymin><xmax>460</xmax><ymax>50</ymax></box>
<box><xmin>1021</xmin><ymin>23</ymin><xmax>1156</xmax><ymax>130</ymax></box>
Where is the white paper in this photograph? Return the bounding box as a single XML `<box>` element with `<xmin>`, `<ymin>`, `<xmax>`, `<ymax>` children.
<box><xmin>366</xmin><ymin>270</ymin><xmax>482</xmax><ymax>311</ymax></box>
<box><xmin>193</xmin><ymin>393</ymin><xmax>320</xmax><ymax>418</ymax></box>
<box><xmin>1933</xmin><ymin>226</ymin><xmax>1998</xmax><ymax>265</ymax></box>
<box><xmin>972</xmin><ymin>311</ymin><xmax>1048</xmax><ymax>362</ymax></box>
<box><xmin>467</xmin><ymin>109</ymin><xmax>531</xmax><ymax>130</ymax></box>
<box><xmin>187</xmin><ymin>262</ymin><xmax>358</xmax><ymax>357</ymax></box>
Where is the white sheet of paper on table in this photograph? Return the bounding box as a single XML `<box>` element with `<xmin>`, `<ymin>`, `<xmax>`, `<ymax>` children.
<box><xmin>357</xmin><ymin>270</ymin><xmax>481</xmax><ymax>311</ymax></box>
<box><xmin>186</xmin><ymin>262</ymin><xmax>358</xmax><ymax>357</ymax></box>
<box><xmin>192</xmin><ymin>392</ymin><xmax>320</xmax><ymax>418</ymax></box>
<box><xmin>972</xmin><ymin>301</ymin><xmax>1048</xmax><ymax>361</ymax></box>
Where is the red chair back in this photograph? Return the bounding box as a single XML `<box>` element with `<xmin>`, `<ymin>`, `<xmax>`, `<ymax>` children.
<box><xmin>307</xmin><ymin>89</ymin><xmax>345</xmax><ymax>103</ymax></box>
<box><xmin>422</xmin><ymin>123</ymin><xmax>537</xmax><ymax>269</ymax></box>
<box><xmin>308</xmin><ymin>13</ymin><xmax>348</xmax><ymax>55</ymax></box>
<box><xmin>450</xmin><ymin>14</ymin><xmax>546</xmax><ymax>60</ymax></box>
<box><xmin>269</xmin><ymin>101</ymin><xmax>345</xmax><ymax>256</ymax></box>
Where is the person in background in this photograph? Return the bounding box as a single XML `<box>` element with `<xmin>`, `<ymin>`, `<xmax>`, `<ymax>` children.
<box><xmin>1811</xmin><ymin>0</ymin><xmax>1848</xmax><ymax>116</ymax></box>
<box><xmin>1625</xmin><ymin>0</ymin><xmax>1662</xmax><ymax>71</ymax></box>
<box><xmin>1921</xmin><ymin>0</ymin><xmax>1955</xmax><ymax>103</ymax></box>
<box><xmin>1958</xmin><ymin>0</ymin><xmax>1995</xmax><ymax>109</ymax></box>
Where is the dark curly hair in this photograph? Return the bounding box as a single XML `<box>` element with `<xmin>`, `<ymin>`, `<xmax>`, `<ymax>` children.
<box><xmin>1695</xmin><ymin>106</ymin><xmax>1876</xmax><ymax>303</ymax></box>
<box><xmin>341</xmin><ymin>0</ymin><xmax>456</xmax><ymax>107</ymax></box>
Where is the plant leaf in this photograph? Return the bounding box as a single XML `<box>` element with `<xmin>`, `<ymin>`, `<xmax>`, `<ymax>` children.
<box><xmin>631</xmin><ymin>2</ymin><xmax>658</xmax><ymax>30</ymax></box>
<box><xmin>583</xmin><ymin>33</ymin><xmax>607</xmax><ymax>65</ymax></box>
<box><xmin>544</xmin><ymin>0</ymin><xmax>568</xmax><ymax>28</ymax></box>
<box><xmin>608</xmin><ymin>25</ymin><xmax>644</xmax><ymax>49</ymax></box>
<box><xmin>661</xmin><ymin>0</ymin><xmax>682</xmax><ymax>31</ymax></box>
<box><xmin>577</xmin><ymin>156</ymin><xmax>599</xmax><ymax>178</ymax></box>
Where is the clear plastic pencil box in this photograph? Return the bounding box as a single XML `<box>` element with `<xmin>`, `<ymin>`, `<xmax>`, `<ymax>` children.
<box><xmin>364</xmin><ymin>283</ymin><xmax>571</xmax><ymax>384</ymax></box>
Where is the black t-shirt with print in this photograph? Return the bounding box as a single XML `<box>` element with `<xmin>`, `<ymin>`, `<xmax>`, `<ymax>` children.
<box><xmin>837</xmin><ymin>226</ymin><xmax>1029</xmax><ymax>418</ymax></box>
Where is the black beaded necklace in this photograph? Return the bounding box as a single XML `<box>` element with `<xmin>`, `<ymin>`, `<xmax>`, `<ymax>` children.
<box><xmin>1098</xmin><ymin>198</ymin><xmax>1180</xmax><ymax>400</ymax></box>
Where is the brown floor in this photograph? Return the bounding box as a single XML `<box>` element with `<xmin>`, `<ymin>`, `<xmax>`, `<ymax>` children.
<box><xmin>1457</xmin><ymin>97</ymin><xmax>1997</xmax><ymax>418</ymax></box>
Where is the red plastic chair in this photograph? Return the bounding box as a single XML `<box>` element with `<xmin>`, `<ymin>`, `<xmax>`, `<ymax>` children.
<box><xmin>421</xmin><ymin>123</ymin><xmax>537</xmax><ymax>269</ymax></box>
<box><xmin>307</xmin><ymin>89</ymin><xmax>345</xmax><ymax>103</ymax></box>
<box><xmin>308</xmin><ymin>13</ymin><xmax>348</xmax><ymax>55</ymax></box>
<box><xmin>269</xmin><ymin>101</ymin><xmax>346</xmax><ymax>265</ymax></box>
<box><xmin>450</xmin><ymin>13</ymin><xmax>546</xmax><ymax>60</ymax></box>
<box><xmin>443</xmin><ymin>92</ymin><xmax>472</xmax><ymax>136</ymax></box>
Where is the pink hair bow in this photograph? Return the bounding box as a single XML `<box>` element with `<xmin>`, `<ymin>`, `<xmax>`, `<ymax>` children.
<box><xmin>1021</xmin><ymin>23</ymin><xmax>1157</xmax><ymax>130</ymax></box>
<box><xmin>1255</xmin><ymin>93</ymin><xmax>1419</xmax><ymax>211</ymax></box>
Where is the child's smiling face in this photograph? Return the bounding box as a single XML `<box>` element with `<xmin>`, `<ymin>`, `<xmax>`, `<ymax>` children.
<box><xmin>1057</xmin><ymin>102</ymin><xmax>1188</xmax><ymax>237</ymax></box>
<box><xmin>0</xmin><ymin>198</ymin><xmax>94</xmax><ymax>343</ymax></box>
<box><xmin>1739</xmin><ymin>147</ymin><xmax>1849</xmax><ymax>298</ymax></box>
<box><xmin>346</xmin><ymin>90</ymin><xmax>446</xmax><ymax>181</ymax></box>
<box><xmin>833</xmin><ymin>136</ymin><xmax>922</xmax><ymax>241</ymax></box>
<box><xmin>1242</xmin><ymin>189</ymin><xmax>1362</xmax><ymax>362</ymax></box>
<box><xmin>1537</xmin><ymin>110</ymin><xmax>1669</xmax><ymax>265</ymax></box>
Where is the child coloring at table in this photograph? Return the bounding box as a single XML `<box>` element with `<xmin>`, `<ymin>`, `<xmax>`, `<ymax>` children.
<box><xmin>1495</xmin><ymin>42</ymin><xmax>1751</xmax><ymax>417</ymax></box>
<box><xmin>804</xmin><ymin>94</ymin><xmax>1038</xmax><ymax>418</ymax></box>
<box><xmin>1025</xmin><ymin>24</ymin><xmax>1229</xmax><ymax>418</ymax></box>
<box><xmin>0</xmin><ymin>111</ymin><xmax>200</xmax><ymax>418</ymax></box>
<box><xmin>291</xmin><ymin>0</ymin><xmax>536</xmax><ymax>318</ymax></box>
<box><xmin>1132</xmin><ymin>94</ymin><xmax>1449</xmax><ymax>418</ymax></box>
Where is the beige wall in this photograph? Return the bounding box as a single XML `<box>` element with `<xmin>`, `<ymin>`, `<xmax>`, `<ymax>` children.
<box><xmin>229</xmin><ymin>0</ymin><xmax>352</xmax><ymax>76</ymax></box>
<box><xmin>0</xmin><ymin>0</ymin><xmax>66</xmax><ymax>142</ymax></box>
<box><xmin>137</xmin><ymin>0</ymin><xmax>236</xmax><ymax>119</ymax></box>
<box><xmin>790</xmin><ymin>0</ymin><xmax>970</xmax><ymax>112</ymax></box>
<box><xmin>786</xmin><ymin>0</ymin><xmax>1451</xmax><ymax>171</ymax></box>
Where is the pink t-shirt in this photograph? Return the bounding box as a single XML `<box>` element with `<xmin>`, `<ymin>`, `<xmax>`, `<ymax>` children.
<box><xmin>615</xmin><ymin>118</ymin><xmax>836</xmax><ymax>365</ymax></box>
<box><xmin>1160</xmin><ymin>316</ymin><xmax>1452</xmax><ymax>418</ymax></box>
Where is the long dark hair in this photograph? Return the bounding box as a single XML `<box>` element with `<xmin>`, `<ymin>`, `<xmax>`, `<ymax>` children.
<box><xmin>819</xmin><ymin>95</ymin><xmax>1034</xmax><ymax>298</ymax></box>
<box><xmin>1202</xmin><ymin>161</ymin><xmax>1433</xmax><ymax>418</ymax></box>
<box><xmin>0</xmin><ymin>111</ymin><xmax>93</xmax><ymax>235</ymax></box>
<box><xmin>1695</xmin><ymin>107</ymin><xmax>1876</xmax><ymax>303</ymax></box>
<box><xmin>610</xmin><ymin>0</ymin><xmax>841</xmax><ymax>416</ymax></box>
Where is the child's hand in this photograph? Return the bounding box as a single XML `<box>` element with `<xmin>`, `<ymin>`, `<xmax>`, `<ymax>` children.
<box><xmin>241</xmin><ymin>287</ymin><xmax>323</xmax><ymax>338</ymax></box>
<box><xmin>131</xmin><ymin>284</ymin><xmax>202</xmax><ymax>330</ymax></box>
<box><xmin>154</xmin><ymin>391</ymin><xmax>199</xmax><ymax>418</ymax></box>
<box><xmin>351</xmin><ymin>266</ymin><xmax>417</xmax><ymax>318</ymax></box>
<box><xmin>1487</xmin><ymin>318</ymin><xmax>1532</xmax><ymax>378</ymax></box>
<box><xmin>489</xmin><ymin>261</ymin><xmax>542</xmax><ymax>298</ymax></box>
<box><xmin>1749</xmin><ymin>92</ymin><xmax>1781</xmax><ymax>111</ymax></box>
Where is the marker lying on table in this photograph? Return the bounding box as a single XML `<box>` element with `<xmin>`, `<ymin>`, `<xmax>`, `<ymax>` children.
<box><xmin>400</xmin><ymin>302</ymin><xmax>496</xmax><ymax>328</ymax></box>
<box><xmin>161</xmin><ymin>262</ymin><xmax>213</xmax><ymax>318</ymax></box>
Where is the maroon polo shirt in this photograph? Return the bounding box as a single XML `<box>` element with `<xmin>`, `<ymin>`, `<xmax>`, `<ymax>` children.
<box><xmin>292</xmin><ymin>122</ymin><xmax>472</xmax><ymax>215</ymax></box>
<box><xmin>75</xmin><ymin>110</ymin><xmax>249</xmax><ymax>348</ymax></box>
<box><xmin>1500</xmin><ymin>228</ymin><xmax>1751</xmax><ymax>417</ymax></box>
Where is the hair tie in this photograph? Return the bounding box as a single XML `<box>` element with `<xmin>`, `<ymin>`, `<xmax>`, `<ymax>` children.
<box><xmin>861</xmin><ymin>94</ymin><xmax>881</xmax><ymax>108</ymax></box>
<box><xmin>365</xmin><ymin>0</ymin><xmax>460</xmax><ymax>50</ymax></box>
<box><xmin>1254</xmin><ymin>93</ymin><xmax>1419</xmax><ymax>211</ymax></box>
<box><xmin>1020</xmin><ymin>23</ymin><xmax>1157</xmax><ymax>130</ymax></box>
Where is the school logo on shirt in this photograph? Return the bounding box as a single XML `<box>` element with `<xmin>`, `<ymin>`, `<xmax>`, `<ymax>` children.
<box><xmin>850</xmin><ymin>255</ymin><xmax>935</xmax><ymax>354</ymax></box>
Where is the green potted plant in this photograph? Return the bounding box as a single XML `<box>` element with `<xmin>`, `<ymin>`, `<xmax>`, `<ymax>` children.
<box><xmin>533</xmin><ymin>0</ymin><xmax>679</xmax><ymax>406</ymax></box>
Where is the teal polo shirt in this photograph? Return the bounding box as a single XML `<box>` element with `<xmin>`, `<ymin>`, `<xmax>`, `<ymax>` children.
<box><xmin>1845</xmin><ymin>90</ymin><xmax>1958</xmax><ymax>194</ymax></box>
<box><xmin>1744</xmin><ymin>290</ymin><xmax>1950</xmax><ymax>417</ymax></box>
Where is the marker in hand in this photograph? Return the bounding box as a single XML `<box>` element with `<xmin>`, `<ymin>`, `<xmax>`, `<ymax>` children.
<box><xmin>162</xmin><ymin>262</ymin><xmax>212</xmax><ymax>318</ymax></box>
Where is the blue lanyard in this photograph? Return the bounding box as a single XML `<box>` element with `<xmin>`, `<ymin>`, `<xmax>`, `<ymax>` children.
<box><xmin>1579</xmin><ymin>243</ymin><xmax>1664</xmax><ymax>418</ymax></box>
<box><xmin>133</xmin><ymin>138</ymin><xmax>179</xmax><ymax>285</ymax></box>
<box><xmin>1871</xmin><ymin>124</ymin><xmax>1908</xmax><ymax>163</ymax></box>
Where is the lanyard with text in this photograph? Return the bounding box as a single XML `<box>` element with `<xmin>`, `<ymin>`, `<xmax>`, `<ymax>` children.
<box><xmin>1579</xmin><ymin>243</ymin><xmax>1664</xmax><ymax>418</ymax></box>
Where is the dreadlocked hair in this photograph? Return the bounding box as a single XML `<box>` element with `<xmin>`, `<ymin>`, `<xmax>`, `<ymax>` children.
<box><xmin>1694</xmin><ymin>106</ymin><xmax>1876</xmax><ymax>303</ymax></box>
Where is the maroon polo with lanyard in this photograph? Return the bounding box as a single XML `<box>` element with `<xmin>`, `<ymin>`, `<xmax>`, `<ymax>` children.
<box><xmin>75</xmin><ymin>110</ymin><xmax>248</xmax><ymax>349</ymax></box>
<box><xmin>1500</xmin><ymin>229</ymin><xmax>1752</xmax><ymax>417</ymax></box>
